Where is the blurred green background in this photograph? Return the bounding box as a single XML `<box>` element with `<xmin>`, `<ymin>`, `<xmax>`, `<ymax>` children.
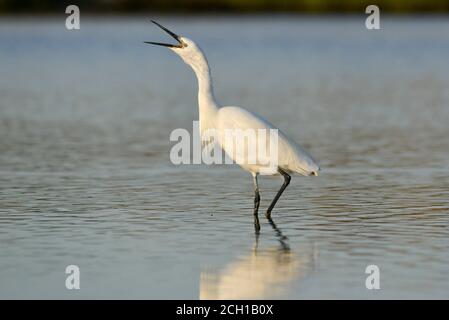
<box><xmin>1</xmin><ymin>0</ymin><xmax>449</xmax><ymax>14</ymax></box>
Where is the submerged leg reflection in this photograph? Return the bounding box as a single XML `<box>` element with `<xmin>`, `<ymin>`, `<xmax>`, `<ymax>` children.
<box><xmin>200</xmin><ymin>216</ymin><xmax>312</xmax><ymax>299</ymax></box>
<box><xmin>252</xmin><ymin>173</ymin><xmax>261</xmax><ymax>232</ymax></box>
<box><xmin>267</xmin><ymin>216</ymin><xmax>290</xmax><ymax>252</ymax></box>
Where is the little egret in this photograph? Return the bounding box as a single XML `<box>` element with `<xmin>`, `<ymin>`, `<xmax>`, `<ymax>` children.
<box><xmin>145</xmin><ymin>21</ymin><xmax>320</xmax><ymax>231</ymax></box>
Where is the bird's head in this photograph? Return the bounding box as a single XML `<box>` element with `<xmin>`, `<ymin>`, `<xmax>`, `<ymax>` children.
<box><xmin>145</xmin><ymin>20</ymin><xmax>207</xmax><ymax>71</ymax></box>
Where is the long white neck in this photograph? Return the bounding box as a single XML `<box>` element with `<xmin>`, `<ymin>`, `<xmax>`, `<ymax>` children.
<box><xmin>188</xmin><ymin>54</ymin><xmax>219</xmax><ymax>135</ymax></box>
<box><xmin>193</xmin><ymin>62</ymin><xmax>218</xmax><ymax>116</ymax></box>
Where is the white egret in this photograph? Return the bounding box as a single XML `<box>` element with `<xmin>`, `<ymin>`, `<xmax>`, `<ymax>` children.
<box><xmin>146</xmin><ymin>21</ymin><xmax>320</xmax><ymax>231</ymax></box>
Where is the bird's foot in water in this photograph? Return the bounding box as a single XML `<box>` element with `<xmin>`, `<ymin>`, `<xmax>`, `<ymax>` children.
<box><xmin>265</xmin><ymin>211</ymin><xmax>272</xmax><ymax>219</ymax></box>
<box><xmin>254</xmin><ymin>215</ymin><xmax>261</xmax><ymax>233</ymax></box>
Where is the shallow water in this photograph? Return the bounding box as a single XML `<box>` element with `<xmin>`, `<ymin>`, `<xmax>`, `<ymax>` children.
<box><xmin>1</xmin><ymin>16</ymin><xmax>449</xmax><ymax>299</ymax></box>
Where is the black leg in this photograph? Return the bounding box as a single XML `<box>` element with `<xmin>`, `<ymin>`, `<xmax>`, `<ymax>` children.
<box><xmin>253</xmin><ymin>174</ymin><xmax>261</xmax><ymax>232</ymax></box>
<box><xmin>266</xmin><ymin>168</ymin><xmax>291</xmax><ymax>219</ymax></box>
<box><xmin>254</xmin><ymin>188</ymin><xmax>260</xmax><ymax>232</ymax></box>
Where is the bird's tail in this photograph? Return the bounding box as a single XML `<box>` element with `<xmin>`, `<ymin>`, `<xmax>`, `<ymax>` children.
<box><xmin>291</xmin><ymin>157</ymin><xmax>320</xmax><ymax>177</ymax></box>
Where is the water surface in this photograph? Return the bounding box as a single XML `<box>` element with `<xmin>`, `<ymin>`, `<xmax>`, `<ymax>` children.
<box><xmin>1</xmin><ymin>16</ymin><xmax>449</xmax><ymax>299</ymax></box>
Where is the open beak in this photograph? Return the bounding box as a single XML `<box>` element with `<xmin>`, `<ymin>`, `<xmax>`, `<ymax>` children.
<box><xmin>144</xmin><ymin>20</ymin><xmax>183</xmax><ymax>48</ymax></box>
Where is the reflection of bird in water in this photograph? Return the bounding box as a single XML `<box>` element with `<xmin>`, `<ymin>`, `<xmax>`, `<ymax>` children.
<box><xmin>199</xmin><ymin>218</ymin><xmax>317</xmax><ymax>300</ymax></box>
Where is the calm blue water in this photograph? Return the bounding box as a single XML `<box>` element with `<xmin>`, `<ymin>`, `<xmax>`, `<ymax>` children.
<box><xmin>1</xmin><ymin>15</ymin><xmax>449</xmax><ymax>299</ymax></box>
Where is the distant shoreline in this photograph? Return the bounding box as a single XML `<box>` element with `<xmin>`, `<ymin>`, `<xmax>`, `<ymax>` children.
<box><xmin>0</xmin><ymin>0</ymin><xmax>449</xmax><ymax>14</ymax></box>
<box><xmin>1</xmin><ymin>12</ymin><xmax>449</xmax><ymax>19</ymax></box>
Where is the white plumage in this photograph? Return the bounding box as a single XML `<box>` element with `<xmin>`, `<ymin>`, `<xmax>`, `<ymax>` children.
<box><xmin>146</xmin><ymin>21</ymin><xmax>320</xmax><ymax>231</ymax></box>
